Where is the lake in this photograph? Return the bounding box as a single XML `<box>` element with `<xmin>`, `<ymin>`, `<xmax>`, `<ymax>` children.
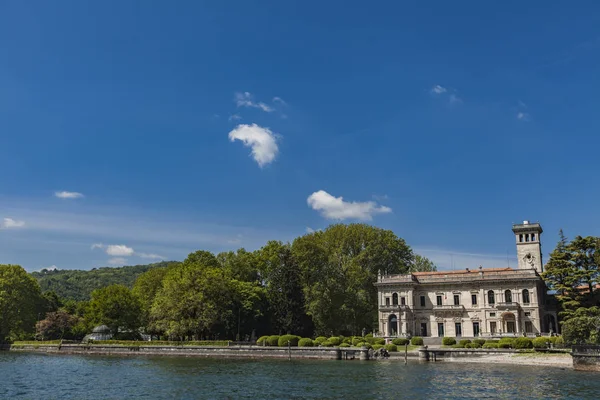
<box><xmin>1</xmin><ymin>352</ymin><xmax>599</xmax><ymax>399</ymax></box>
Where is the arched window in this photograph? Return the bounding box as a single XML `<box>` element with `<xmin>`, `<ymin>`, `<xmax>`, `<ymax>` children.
<box><xmin>505</xmin><ymin>290</ymin><xmax>512</xmax><ymax>303</ymax></box>
<box><xmin>392</xmin><ymin>293</ymin><xmax>398</xmax><ymax>305</ymax></box>
<box><xmin>522</xmin><ymin>289</ymin><xmax>530</xmax><ymax>304</ymax></box>
<box><xmin>388</xmin><ymin>314</ymin><xmax>398</xmax><ymax>336</ymax></box>
<box><xmin>488</xmin><ymin>290</ymin><xmax>495</xmax><ymax>305</ymax></box>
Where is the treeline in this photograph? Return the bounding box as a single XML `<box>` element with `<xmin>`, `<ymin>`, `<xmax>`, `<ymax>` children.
<box><xmin>543</xmin><ymin>231</ymin><xmax>600</xmax><ymax>345</ymax></box>
<box><xmin>2</xmin><ymin>224</ymin><xmax>427</xmax><ymax>342</ymax></box>
<box><xmin>31</xmin><ymin>262</ymin><xmax>179</xmax><ymax>301</ymax></box>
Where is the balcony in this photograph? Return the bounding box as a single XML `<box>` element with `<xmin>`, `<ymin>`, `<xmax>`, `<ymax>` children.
<box><xmin>496</xmin><ymin>302</ymin><xmax>521</xmax><ymax>310</ymax></box>
<box><xmin>433</xmin><ymin>304</ymin><xmax>465</xmax><ymax>316</ymax></box>
<box><xmin>379</xmin><ymin>304</ymin><xmax>410</xmax><ymax>313</ymax></box>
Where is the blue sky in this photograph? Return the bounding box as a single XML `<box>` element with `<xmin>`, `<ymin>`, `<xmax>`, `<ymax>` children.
<box><xmin>1</xmin><ymin>1</ymin><xmax>599</xmax><ymax>271</ymax></box>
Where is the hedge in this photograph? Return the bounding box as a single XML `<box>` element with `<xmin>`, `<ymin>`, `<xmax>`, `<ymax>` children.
<box><xmin>87</xmin><ymin>340</ymin><xmax>230</xmax><ymax>347</ymax></box>
<box><xmin>372</xmin><ymin>344</ymin><xmax>384</xmax><ymax>351</ymax></box>
<box><xmin>466</xmin><ymin>342</ymin><xmax>482</xmax><ymax>349</ymax></box>
<box><xmin>458</xmin><ymin>339</ymin><xmax>471</xmax><ymax>347</ymax></box>
<box><xmin>321</xmin><ymin>340</ymin><xmax>335</xmax><ymax>347</ymax></box>
<box><xmin>473</xmin><ymin>339</ymin><xmax>486</xmax><ymax>346</ymax></box>
<box><xmin>256</xmin><ymin>336</ymin><xmax>269</xmax><ymax>345</ymax></box>
<box><xmin>278</xmin><ymin>335</ymin><xmax>300</xmax><ymax>347</ymax></box>
<box><xmin>485</xmin><ymin>339</ymin><xmax>499</xmax><ymax>344</ymax></box>
<box><xmin>392</xmin><ymin>338</ymin><xmax>410</xmax><ymax>346</ymax></box>
<box><xmin>298</xmin><ymin>338</ymin><xmax>314</xmax><ymax>347</ymax></box>
<box><xmin>514</xmin><ymin>337</ymin><xmax>533</xmax><ymax>349</ymax></box>
<box><xmin>411</xmin><ymin>336</ymin><xmax>424</xmax><ymax>346</ymax></box>
<box><xmin>314</xmin><ymin>336</ymin><xmax>327</xmax><ymax>345</ymax></box>
<box><xmin>385</xmin><ymin>344</ymin><xmax>398</xmax><ymax>352</ymax></box>
<box><xmin>482</xmin><ymin>343</ymin><xmax>499</xmax><ymax>349</ymax></box>
<box><xmin>267</xmin><ymin>335</ymin><xmax>280</xmax><ymax>346</ymax></box>
<box><xmin>339</xmin><ymin>343</ymin><xmax>350</xmax><ymax>347</ymax></box>
<box><xmin>352</xmin><ymin>337</ymin><xmax>363</xmax><ymax>346</ymax></box>
<box><xmin>498</xmin><ymin>342</ymin><xmax>511</xmax><ymax>349</ymax></box>
<box><xmin>327</xmin><ymin>337</ymin><xmax>342</xmax><ymax>346</ymax></box>
<box><xmin>442</xmin><ymin>337</ymin><xmax>456</xmax><ymax>346</ymax></box>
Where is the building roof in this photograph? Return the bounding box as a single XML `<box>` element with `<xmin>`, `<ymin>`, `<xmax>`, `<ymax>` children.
<box><xmin>376</xmin><ymin>267</ymin><xmax>541</xmax><ymax>286</ymax></box>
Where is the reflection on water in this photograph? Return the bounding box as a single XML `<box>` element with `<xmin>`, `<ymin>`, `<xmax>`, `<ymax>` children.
<box><xmin>1</xmin><ymin>352</ymin><xmax>598</xmax><ymax>399</ymax></box>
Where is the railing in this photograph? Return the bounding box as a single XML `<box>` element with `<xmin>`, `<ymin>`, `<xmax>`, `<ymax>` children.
<box><xmin>496</xmin><ymin>302</ymin><xmax>521</xmax><ymax>309</ymax></box>
<box><xmin>378</xmin><ymin>304</ymin><xmax>411</xmax><ymax>312</ymax></box>
<box><xmin>433</xmin><ymin>305</ymin><xmax>464</xmax><ymax>311</ymax></box>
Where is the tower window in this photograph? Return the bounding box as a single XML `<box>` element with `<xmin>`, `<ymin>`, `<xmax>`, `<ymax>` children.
<box><xmin>531</xmin><ymin>233</ymin><xmax>536</xmax><ymax>241</ymax></box>
<box><xmin>488</xmin><ymin>290</ymin><xmax>495</xmax><ymax>305</ymax></box>
<box><xmin>522</xmin><ymin>289</ymin><xmax>530</xmax><ymax>304</ymax></box>
<box><xmin>525</xmin><ymin>234</ymin><xmax>530</xmax><ymax>242</ymax></box>
<box><xmin>519</xmin><ymin>234</ymin><xmax>523</xmax><ymax>243</ymax></box>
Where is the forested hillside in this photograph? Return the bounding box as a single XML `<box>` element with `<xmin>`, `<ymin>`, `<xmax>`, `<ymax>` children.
<box><xmin>30</xmin><ymin>261</ymin><xmax>180</xmax><ymax>301</ymax></box>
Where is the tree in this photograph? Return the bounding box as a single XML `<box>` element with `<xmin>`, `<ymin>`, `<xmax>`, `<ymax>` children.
<box><xmin>132</xmin><ymin>267</ymin><xmax>169</xmax><ymax>330</ymax></box>
<box><xmin>257</xmin><ymin>241</ymin><xmax>311</xmax><ymax>336</ymax></box>
<box><xmin>562</xmin><ymin>307</ymin><xmax>600</xmax><ymax>345</ymax></box>
<box><xmin>0</xmin><ymin>264</ymin><xmax>43</xmax><ymax>341</ymax></box>
<box><xmin>150</xmin><ymin>251</ymin><xmax>234</xmax><ymax>339</ymax></box>
<box><xmin>292</xmin><ymin>224</ymin><xmax>413</xmax><ymax>335</ymax></box>
<box><xmin>86</xmin><ymin>284</ymin><xmax>142</xmax><ymax>337</ymax></box>
<box><xmin>410</xmin><ymin>255</ymin><xmax>437</xmax><ymax>272</ymax></box>
<box><xmin>36</xmin><ymin>310</ymin><xmax>78</xmax><ymax>340</ymax></box>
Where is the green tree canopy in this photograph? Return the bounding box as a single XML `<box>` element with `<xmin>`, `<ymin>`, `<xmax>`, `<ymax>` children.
<box><xmin>0</xmin><ymin>264</ymin><xmax>43</xmax><ymax>341</ymax></box>
<box><xmin>562</xmin><ymin>307</ymin><xmax>600</xmax><ymax>345</ymax></box>
<box><xmin>410</xmin><ymin>254</ymin><xmax>438</xmax><ymax>272</ymax></box>
<box><xmin>86</xmin><ymin>284</ymin><xmax>142</xmax><ymax>337</ymax></box>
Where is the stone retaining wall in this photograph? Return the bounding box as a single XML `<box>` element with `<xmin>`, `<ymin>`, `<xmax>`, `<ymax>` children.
<box><xmin>572</xmin><ymin>345</ymin><xmax>600</xmax><ymax>372</ymax></box>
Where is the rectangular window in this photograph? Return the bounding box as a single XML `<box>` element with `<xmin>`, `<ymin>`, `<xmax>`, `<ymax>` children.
<box><xmin>455</xmin><ymin>323</ymin><xmax>462</xmax><ymax>337</ymax></box>
<box><xmin>525</xmin><ymin>321</ymin><xmax>533</xmax><ymax>333</ymax></box>
<box><xmin>490</xmin><ymin>321</ymin><xmax>497</xmax><ymax>335</ymax></box>
<box><xmin>525</xmin><ymin>312</ymin><xmax>531</xmax><ymax>317</ymax></box>
<box><xmin>438</xmin><ymin>323</ymin><xmax>444</xmax><ymax>337</ymax></box>
<box><xmin>519</xmin><ymin>234</ymin><xmax>523</xmax><ymax>242</ymax></box>
<box><xmin>471</xmin><ymin>294</ymin><xmax>477</xmax><ymax>305</ymax></box>
<box><xmin>453</xmin><ymin>294</ymin><xmax>460</xmax><ymax>306</ymax></box>
<box><xmin>473</xmin><ymin>322</ymin><xmax>480</xmax><ymax>337</ymax></box>
<box><xmin>420</xmin><ymin>295</ymin><xmax>426</xmax><ymax>307</ymax></box>
<box><xmin>531</xmin><ymin>234</ymin><xmax>536</xmax><ymax>241</ymax></box>
<box><xmin>385</xmin><ymin>297</ymin><xmax>390</xmax><ymax>306</ymax></box>
<box><xmin>420</xmin><ymin>323</ymin><xmax>427</xmax><ymax>337</ymax></box>
<box><xmin>436</xmin><ymin>295</ymin><xmax>442</xmax><ymax>306</ymax></box>
<box><xmin>489</xmin><ymin>312</ymin><xmax>496</xmax><ymax>317</ymax></box>
<box><xmin>401</xmin><ymin>297</ymin><xmax>406</xmax><ymax>306</ymax></box>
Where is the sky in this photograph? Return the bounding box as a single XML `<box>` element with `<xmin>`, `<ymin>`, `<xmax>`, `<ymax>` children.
<box><xmin>1</xmin><ymin>1</ymin><xmax>599</xmax><ymax>271</ymax></box>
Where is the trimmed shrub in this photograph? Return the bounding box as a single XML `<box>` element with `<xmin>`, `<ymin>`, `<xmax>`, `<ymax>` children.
<box><xmin>339</xmin><ymin>343</ymin><xmax>350</xmax><ymax>347</ymax></box>
<box><xmin>321</xmin><ymin>340</ymin><xmax>335</xmax><ymax>347</ymax></box>
<box><xmin>498</xmin><ymin>342</ymin><xmax>511</xmax><ymax>349</ymax></box>
<box><xmin>473</xmin><ymin>339</ymin><xmax>486</xmax><ymax>346</ymax></box>
<box><xmin>470</xmin><ymin>342</ymin><xmax>482</xmax><ymax>349</ymax></box>
<box><xmin>555</xmin><ymin>336</ymin><xmax>564</xmax><ymax>347</ymax></box>
<box><xmin>365</xmin><ymin>333</ymin><xmax>373</xmax><ymax>338</ymax></box>
<box><xmin>374</xmin><ymin>338</ymin><xmax>386</xmax><ymax>345</ymax></box>
<box><xmin>464</xmin><ymin>343</ymin><xmax>473</xmax><ymax>348</ymax></box>
<box><xmin>485</xmin><ymin>339</ymin><xmax>499</xmax><ymax>344</ymax></box>
<box><xmin>256</xmin><ymin>336</ymin><xmax>269</xmax><ymax>345</ymax></box>
<box><xmin>364</xmin><ymin>336</ymin><xmax>376</xmax><ymax>345</ymax></box>
<box><xmin>392</xmin><ymin>338</ymin><xmax>410</xmax><ymax>346</ymax></box>
<box><xmin>342</xmin><ymin>336</ymin><xmax>351</xmax><ymax>345</ymax></box>
<box><xmin>267</xmin><ymin>335</ymin><xmax>280</xmax><ymax>346</ymax></box>
<box><xmin>482</xmin><ymin>343</ymin><xmax>499</xmax><ymax>349</ymax></box>
<box><xmin>442</xmin><ymin>337</ymin><xmax>456</xmax><ymax>346</ymax></box>
<box><xmin>352</xmin><ymin>337</ymin><xmax>362</xmax><ymax>346</ymax></box>
<box><xmin>498</xmin><ymin>338</ymin><xmax>514</xmax><ymax>345</ymax></box>
<box><xmin>532</xmin><ymin>337</ymin><xmax>549</xmax><ymax>349</ymax></box>
<box><xmin>411</xmin><ymin>336</ymin><xmax>424</xmax><ymax>346</ymax></box>
<box><xmin>385</xmin><ymin>344</ymin><xmax>398</xmax><ymax>352</ymax></box>
<box><xmin>314</xmin><ymin>336</ymin><xmax>327</xmax><ymax>345</ymax></box>
<box><xmin>298</xmin><ymin>338</ymin><xmax>313</xmax><ymax>347</ymax></box>
<box><xmin>514</xmin><ymin>337</ymin><xmax>533</xmax><ymax>349</ymax></box>
<box><xmin>451</xmin><ymin>344</ymin><xmax>463</xmax><ymax>348</ymax></box>
<box><xmin>459</xmin><ymin>339</ymin><xmax>471</xmax><ymax>347</ymax></box>
<box><xmin>372</xmin><ymin>344</ymin><xmax>384</xmax><ymax>351</ymax></box>
<box><xmin>327</xmin><ymin>337</ymin><xmax>342</xmax><ymax>346</ymax></box>
<box><xmin>278</xmin><ymin>335</ymin><xmax>300</xmax><ymax>347</ymax></box>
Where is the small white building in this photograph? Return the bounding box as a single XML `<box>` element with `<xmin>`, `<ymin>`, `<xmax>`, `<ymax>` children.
<box><xmin>375</xmin><ymin>221</ymin><xmax>558</xmax><ymax>338</ymax></box>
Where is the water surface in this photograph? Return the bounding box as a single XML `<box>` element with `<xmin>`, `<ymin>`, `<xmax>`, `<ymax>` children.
<box><xmin>1</xmin><ymin>352</ymin><xmax>598</xmax><ymax>399</ymax></box>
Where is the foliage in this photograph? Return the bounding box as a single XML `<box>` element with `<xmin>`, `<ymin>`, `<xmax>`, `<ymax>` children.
<box><xmin>256</xmin><ymin>336</ymin><xmax>269</xmax><ymax>345</ymax></box>
<box><xmin>277</xmin><ymin>334</ymin><xmax>300</xmax><ymax>347</ymax></box>
<box><xmin>458</xmin><ymin>339</ymin><xmax>471</xmax><ymax>347</ymax></box>
<box><xmin>327</xmin><ymin>336</ymin><xmax>342</xmax><ymax>346</ymax></box>
<box><xmin>532</xmin><ymin>337</ymin><xmax>551</xmax><ymax>349</ymax></box>
<box><xmin>90</xmin><ymin>340</ymin><xmax>229</xmax><ymax>346</ymax></box>
<box><xmin>339</xmin><ymin>343</ymin><xmax>350</xmax><ymax>347</ymax></box>
<box><xmin>314</xmin><ymin>336</ymin><xmax>327</xmax><ymax>345</ymax></box>
<box><xmin>498</xmin><ymin>338</ymin><xmax>515</xmax><ymax>346</ymax></box>
<box><xmin>561</xmin><ymin>307</ymin><xmax>600</xmax><ymax>345</ymax></box>
<box><xmin>392</xmin><ymin>338</ymin><xmax>409</xmax><ymax>346</ymax></box>
<box><xmin>374</xmin><ymin>338</ymin><xmax>386</xmax><ymax>345</ymax></box>
<box><xmin>352</xmin><ymin>337</ymin><xmax>363</xmax><ymax>346</ymax></box>
<box><xmin>35</xmin><ymin>311</ymin><xmax>79</xmax><ymax>340</ymax></box>
<box><xmin>0</xmin><ymin>264</ymin><xmax>43</xmax><ymax>341</ymax></box>
<box><xmin>513</xmin><ymin>337</ymin><xmax>533</xmax><ymax>349</ymax></box>
<box><xmin>410</xmin><ymin>336</ymin><xmax>424</xmax><ymax>346</ymax></box>
<box><xmin>485</xmin><ymin>339</ymin><xmax>499</xmax><ymax>343</ymax></box>
<box><xmin>442</xmin><ymin>337</ymin><xmax>456</xmax><ymax>346</ymax></box>
<box><xmin>482</xmin><ymin>343</ymin><xmax>499</xmax><ymax>349</ymax></box>
<box><xmin>385</xmin><ymin>344</ymin><xmax>398</xmax><ymax>352</ymax></box>
<box><xmin>372</xmin><ymin>344</ymin><xmax>384</xmax><ymax>351</ymax></box>
<box><xmin>298</xmin><ymin>338</ymin><xmax>314</xmax><ymax>347</ymax></box>
<box><xmin>410</xmin><ymin>255</ymin><xmax>437</xmax><ymax>272</ymax></box>
<box><xmin>87</xmin><ymin>284</ymin><xmax>142</xmax><ymax>336</ymax></box>
<box><xmin>473</xmin><ymin>339</ymin><xmax>486</xmax><ymax>346</ymax></box>
<box><xmin>469</xmin><ymin>342</ymin><xmax>482</xmax><ymax>348</ymax></box>
<box><xmin>132</xmin><ymin>267</ymin><xmax>170</xmax><ymax>330</ymax></box>
<box><xmin>31</xmin><ymin>262</ymin><xmax>178</xmax><ymax>301</ymax></box>
<box><xmin>498</xmin><ymin>342</ymin><xmax>511</xmax><ymax>349</ymax></box>
<box><xmin>292</xmin><ymin>224</ymin><xmax>413</xmax><ymax>335</ymax></box>
<box><xmin>266</xmin><ymin>335</ymin><xmax>280</xmax><ymax>346</ymax></box>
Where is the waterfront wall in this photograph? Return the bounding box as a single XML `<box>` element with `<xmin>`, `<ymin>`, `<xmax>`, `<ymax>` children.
<box><xmin>5</xmin><ymin>344</ymin><xmax>370</xmax><ymax>360</ymax></box>
<box><xmin>572</xmin><ymin>345</ymin><xmax>600</xmax><ymax>371</ymax></box>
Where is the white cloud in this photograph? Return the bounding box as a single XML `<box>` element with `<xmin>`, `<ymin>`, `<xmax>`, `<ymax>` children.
<box><xmin>228</xmin><ymin>123</ymin><xmax>279</xmax><ymax>167</ymax></box>
<box><xmin>517</xmin><ymin>112</ymin><xmax>530</xmax><ymax>121</ymax></box>
<box><xmin>91</xmin><ymin>243</ymin><xmax>104</xmax><ymax>250</ymax></box>
<box><xmin>431</xmin><ymin>85</ymin><xmax>447</xmax><ymax>94</ymax></box>
<box><xmin>307</xmin><ymin>190</ymin><xmax>392</xmax><ymax>221</ymax></box>
<box><xmin>137</xmin><ymin>252</ymin><xmax>165</xmax><ymax>260</ymax></box>
<box><xmin>229</xmin><ymin>114</ymin><xmax>242</xmax><ymax>121</ymax></box>
<box><xmin>55</xmin><ymin>191</ymin><xmax>84</xmax><ymax>199</ymax></box>
<box><xmin>273</xmin><ymin>96</ymin><xmax>287</xmax><ymax>105</ymax></box>
<box><xmin>106</xmin><ymin>244</ymin><xmax>135</xmax><ymax>257</ymax></box>
<box><xmin>47</xmin><ymin>265</ymin><xmax>58</xmax><ymax>271</ymax></box>
<box><xmin>1</xmin><ymin>217</ymin><xmax>25</xmax><ymax>229</ymax></box>
<box><xmin>305</xmin><ymin>227</ymin><xmax>315</xmax><ymax>234</ymax></box>
<box><xmin>449</xmin><ymin>94</ymin><xmax>462</xmax><ymax>104</ymax></box>
<box><xmin>108</xmin><ymin>257</ymin><xmax>127</xmax><ymax>266</ymax></box>
<box><xmin>235</xmin><ymin>92</ymin><xmax>274</xmax><ymax>112</ymax></box>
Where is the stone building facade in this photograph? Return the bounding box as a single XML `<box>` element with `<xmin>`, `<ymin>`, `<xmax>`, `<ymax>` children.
<box><xmin>375</xmin><ymin>221</ymin><xmax>558</xmax><ymax>338</ymax></box>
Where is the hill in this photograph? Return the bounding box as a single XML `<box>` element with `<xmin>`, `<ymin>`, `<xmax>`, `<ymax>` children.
<box><xmin>31</xmin><ymin>261</ymin><xmax>180</xmax><ymax>301</ymax></box>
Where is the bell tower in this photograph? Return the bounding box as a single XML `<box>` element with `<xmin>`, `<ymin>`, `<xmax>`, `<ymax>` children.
<box><xmin>512</xmin><ymin>221</ymin><xmax>543</xmax><ymax>273</ymax></box>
